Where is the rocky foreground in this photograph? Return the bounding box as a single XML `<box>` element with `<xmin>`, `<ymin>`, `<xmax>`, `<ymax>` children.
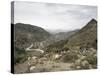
<box><xmin>14</xmin><ymin>46</ymin><xmax>97</xmax><ymax>74</ymax></box>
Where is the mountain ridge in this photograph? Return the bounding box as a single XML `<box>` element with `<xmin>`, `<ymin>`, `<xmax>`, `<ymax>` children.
<box><xmin>67</xmin><ymin>19</ymin><xmax>97</xmax><ymax>48</ymax></box>
<box><xmin>14</xmin><ymin>23</ymin><xmax>51</xmax><ymax>50</ymax></box>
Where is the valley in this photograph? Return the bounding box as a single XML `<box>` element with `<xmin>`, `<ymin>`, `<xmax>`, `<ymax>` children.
<box><xmin>14</xmin><ymin>19</ymin><xmax>97</xmax><ymax>73</ymax></box>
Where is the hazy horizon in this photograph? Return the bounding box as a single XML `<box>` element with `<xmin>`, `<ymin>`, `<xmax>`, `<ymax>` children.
<box><xmin>13</xmin><ymin>1</ymin><xmax>97</xmax><ymax>31</ymax></box>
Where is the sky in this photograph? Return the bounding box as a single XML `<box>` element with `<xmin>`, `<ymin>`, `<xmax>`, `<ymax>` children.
<box><xmin>13</xmin><ymin>1</ymin><xmax>97</xmax><ymax>31</ymax></box>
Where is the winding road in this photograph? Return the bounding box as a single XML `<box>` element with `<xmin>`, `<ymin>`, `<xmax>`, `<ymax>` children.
<box><xmin>25</xmin><ymin>44</ymin><xmax>44</xmax><ymax>53</ymax></box>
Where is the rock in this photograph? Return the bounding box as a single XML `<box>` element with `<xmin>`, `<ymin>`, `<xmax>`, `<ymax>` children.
<box><xmin>76</xmin><ymin>66</ymin><xmax>81</xmax><ymax>69</ymax></box>
<box><xmin>28</xmin><ymin>59</ymin><xmax>37</xmax><ymax>66</ymax></box>
<box><xmin>28</xmin><ymin>62</ymin><xmax>31</xmax><ymax>66</ymax></box>
<box><xmin>28</xmin><ymin>57</ymin><xmax>31</xmax><ymax>60</ymax></box>
<box><xmin>67</xmin><ymin>50</ymin><xmax>70</xmax><ymax>53</ymax></box>
<box><xmin>30</xmin><ymin>66</ymin><xmax>36</xmax><ymax>71</ymax></box>
<box><xmin>80</xmin><ymin>56</ymin><xmax>86</xmax><ymax>60</ymax></box>
<box><xmin>81</xmin><ymin>60</ymin><xmax>89</xmax><ymax>67</ymax></box>
<box><xmin>32</xmin><ymin>56</ymin><xmax>37</xmax><ymax>60</ymax></box>
<box><xmin>54</xmin><ymin>54</ymin><xmax>62</xmax><ymax>60</ymax></box>
<box><xmin>38</xmin><ymin>57</ymin><xmax>47</xmax><ymax>64</ymax></box>
<box><xmin>44</xmin><ymin>54</ymin><xmax>49</xmax><ymax>57</ymax></box>
<box><xmin>75</xmin><ymin>59</ymin><xmax>81</xmax><ymax>66</ymax></box>
<box><xmin>61</xmin><ymin>51</ymin><xmax>66</xmax><ymax>54</ymax></box>
<box><xmin>77</xmin><ymin>55</ymin><xmax>81</xmax><ymax>58</ymax></box>
<box><xmin>90</xmin><ymin>48</ymin><xmax>96</xmax><ymax>51</ymax></box>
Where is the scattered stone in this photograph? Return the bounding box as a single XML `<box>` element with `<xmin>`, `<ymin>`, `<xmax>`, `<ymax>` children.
<box><xmin>28</xmin><ymin>62</ymin><xmax>31</xmax><ymax>66</ymax></box>
<box><xmin>80</xmin><ymin>56</ymin><xmax>86</xmax><ymax>60</ymax></box>
<box><xmin>75</xmin><ymin>59</ymin><xmax>81</xmax><ymax>66</ymax></box>
<box><xmin>90</xmin><ymin>48</ymin><xmax>96</xmax><ymax>51</ymax></box>
<box><xmin>54</xmin><ymin>54</ymin><xmax>62</xmax><ymax>60</ymax></box>
<box><xmin>61</xmin><ymin>51</ymin><xmax>66</xmax><ymax>54</ymax></box>
<box><xmin>44</xmin><ymin>54</ymin><xmax>49</xmax><ymax>57</ymax></box>
<box><xmin>30</xmin><ymin>66</ymin><xmax>36</xmax><ymax>71</ymax></box>
<box><xmin>67</xmin><ymin>50</ymin><xmax>70</xmax><ymax>53</ymax></box>
<box><xmin>28</xmin><ymin>59</ymin><xmax>37</xmax><ymax>66</ymax></box>
<box><xmin>81</xmin><ymin>60</ymin><xmax>89</xmax><ymax>67</ymax></box>
<box><xmin>32</xmin><ymin>56</ymin><xmax>37</xmax><ymax>60</ymax></box>
<box><xmin>28</xmin><ymin>57</ymin><xmax>31</xmax><ymax>60</ymax></box>
<box><xmin>77</xmin><ymin>55</ymin><xmax>81</xmax><ymax>58</ymax></box>
<box><xmin>76</xmin><ymin>66</ymin><xmax>81</xmax><ymax>69</ymax></box>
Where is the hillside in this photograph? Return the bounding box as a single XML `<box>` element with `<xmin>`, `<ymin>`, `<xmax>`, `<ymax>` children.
<box><xmin>51</xmin><ymin>30</ymin><xmax>79</xmax><ymax>41</ymax></box>
<box><xmin>14</xmin><ymin>23</ymin><xmax>51</xmax><ymax>50</ymax></box>
<box><xmin>46</xmin><ymin>19</ymin><xmax>97</xmax><ymax>52</ymax></box>
<box><xmin>13</xmin><ymin>23</ymin><xmax>51</xmax><ymax>64</ymax></box>
<box><xmin>43</xmin><ymin>19</ymin><xmax>97</xmax><ymax>71</ymax></box>
<box><xmin>14</xmin><ymin>19</ymin><xmax>97</xmax><ymax>73</ymax></box>
<box><xmin>67</xmin><ymin>19</ymin><xmax>97</xmax><ymax>49</ymax></box>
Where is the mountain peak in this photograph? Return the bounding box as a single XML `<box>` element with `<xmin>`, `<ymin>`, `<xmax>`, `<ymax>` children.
<box><xmin>90</xmin><ymin>19</ymin><xmax>97</xmax><ymax>23</ymax></box>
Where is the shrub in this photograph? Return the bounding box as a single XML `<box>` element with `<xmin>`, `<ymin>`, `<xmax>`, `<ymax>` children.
<box><xmin>62</xmin><ymin>45</ymin><xmax>69</xmax><ymax>51</ymax></box>
<box><xmin>14</xmin><ymin>47</ymin><xmax>28</xmax><ymax>64</ymax></box>
<box><xmin>61</xmin><ymin>51</ymin><xmax>78</xmax><ymax>63</ymax></box>
<box><xmin>86</xmin><ymin>55</ymin><xmax>97</xmax><ymax>65</ymax></box>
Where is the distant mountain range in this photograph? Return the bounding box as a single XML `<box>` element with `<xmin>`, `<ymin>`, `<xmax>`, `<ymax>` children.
<box><xmin>52</xmin><ymin>30</ymin><xmax>79</xmax><ymax>41</ymax></box>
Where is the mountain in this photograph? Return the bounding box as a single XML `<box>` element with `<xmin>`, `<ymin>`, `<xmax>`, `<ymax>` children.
<box><xmin>46</xmin><ymin>19</ymin><xmax>97</xmax><ymax>53</ymax></box>
<box><xmin>67</xmin><ymin>19</ymin><xmax>97</xmax><ymax>49</ymax></box>
<box><xmin>44</xmin><ymin>19</ymin><xmax>97</xmax><ymax>70</ymax></box>
<box><xmin>14</xmin><ymin>23</ymin><xmax>51</xmax><ymax>50</ymax></box>
<box><xmin>46</xmin><ymin>29</ymin><xmax>70</xmax><ymax>34</ymax></box>
<box><xmin>52</xmin><ymin>30</ymin><xmax>79</xmax><ymax>41</ymax></box>
<box><xmin>13</xmin><ymin>23</ymin><xmax>51</xmax><ymax>64</ymax></box>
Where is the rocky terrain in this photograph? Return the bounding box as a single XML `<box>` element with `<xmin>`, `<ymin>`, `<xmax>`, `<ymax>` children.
<box><xmin>13</xmin><ymin>19</ymin><xmax>97</xmax><ymax>74</ymax></box>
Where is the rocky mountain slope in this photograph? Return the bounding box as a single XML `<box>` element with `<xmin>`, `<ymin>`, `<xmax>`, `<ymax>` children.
<box><xmin>67</xmin><ymin>19</ymin><xmax>97</xmax><ymax>49</ymax></box>
<box><xmin>13</xmin><ymin>23</ymin><xmax>51</xmax><ymax>64</ymax></box>
<box><xmin>14</xmin><ymin>23</ymin><xmax>51</xmax><ymax>50</ymax></box>
<box><xmin>44</xmin><ymin>19</ymin><xmax>97</xmax><ymax>70</ymax></box>
<box><xmin>46</xmin><ymin>19</ymin><xmax>97</xmax><ymax>52</ymax></box>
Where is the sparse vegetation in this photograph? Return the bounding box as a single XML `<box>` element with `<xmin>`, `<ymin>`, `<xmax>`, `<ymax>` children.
<box><xmin>61</xmin><ymin>50</ymin><xmax>78</xmax><ymax>63</ymax></box>
<box><xmin>14</xmin><ymin>19</ymin><xmax>97</xmax><ymax>73</ymax></box>
<box><xmin>14</xmin><ymin>47</ymin><xmax>28</xmax><ymax>64</ymax></box>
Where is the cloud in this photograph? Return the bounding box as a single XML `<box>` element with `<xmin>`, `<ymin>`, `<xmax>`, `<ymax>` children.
<box><xmin>14</xmin><ymin>1</ymin><xmax>97</xmax><ymax>30</ymax></box>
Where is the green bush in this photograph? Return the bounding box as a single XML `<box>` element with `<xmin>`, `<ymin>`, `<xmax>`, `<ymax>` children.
<box><xmin>14</xmin><ymin>47</ymin><xmax>28</xmax><ymax>64</ymax></box>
